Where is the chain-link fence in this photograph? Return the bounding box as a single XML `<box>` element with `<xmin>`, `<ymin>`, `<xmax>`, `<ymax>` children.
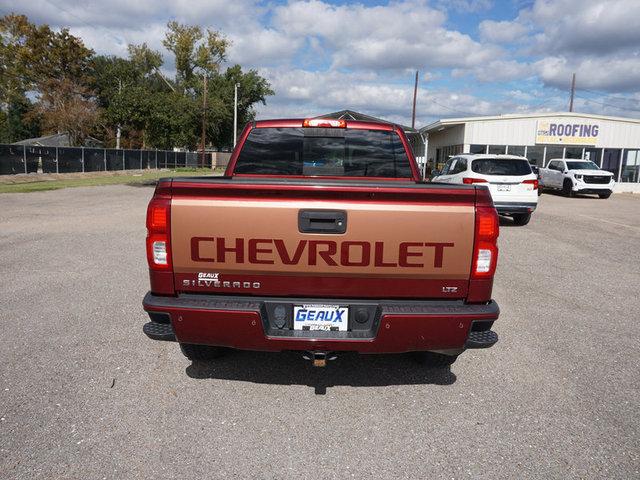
<box><xmin>0</xmin><ymin>144</ymin><xmax>228</xmax><ymax>175</ymax></box>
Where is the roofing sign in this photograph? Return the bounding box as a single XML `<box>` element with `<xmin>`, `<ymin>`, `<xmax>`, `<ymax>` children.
<box><xmin>536</xmin><ymin>120</ymin><xmax>599</xmax><ymax>145</ymax></box>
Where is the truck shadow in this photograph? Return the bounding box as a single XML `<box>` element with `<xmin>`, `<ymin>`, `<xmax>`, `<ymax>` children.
<box><xmin>185</xmin><ymin>350</ymin><xmax>457</xmax><ymax>395</ymax></box>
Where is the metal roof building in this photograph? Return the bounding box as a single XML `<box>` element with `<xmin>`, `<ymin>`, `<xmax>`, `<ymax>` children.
<box><xmin>420</xmin><ymin>112</ymin><xmax>640</xmax><ymax>191</ymax></box>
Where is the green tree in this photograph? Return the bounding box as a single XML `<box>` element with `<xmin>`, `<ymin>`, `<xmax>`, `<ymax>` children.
<box><xmin>161</xmin><ymin>22</ymin><xmax>273</xmax><ymax>151</ymax></box>
<box><xmin>93</xmin><ymin>43</ymin><xmax>180</xmax><ymax>149</ymax></box>
<box><xmin>0</xmin><ymin>91</ymin><xmax>40</xmax><ymax>142</ymax></box>
<box><xmin>0</xmin><ymin>14</ymin><xmax>40</xmax><ymax>141</ymax></box>
<box><xmin>28</xmin><ymin>26</ymin><xmax>97</xmax><ymax>146</ymax></box>
<box><xmin>162</xmin><ymin>21</ymin><xmax>228</xmax><ymax>93</ymax></box>
<box><xmin>128</xmin><ymin>43</ymin><xmax>163</xmax><ymax>78</ymax></box>
<box><xmin>0</xmin><ymin>14</ymin><xmax>35</xmax><ymax>103</ymax></box>
<box><xmin>207</xmin><ymin>65</ymin><xmax>274</xmax><ymax>149</ymax></box>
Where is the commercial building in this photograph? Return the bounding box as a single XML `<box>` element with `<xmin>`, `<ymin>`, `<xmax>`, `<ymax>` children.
<box><xmin>421</xmin><ymin>112</ymin><xmax>640</xmax><ymax>192</ymax></box>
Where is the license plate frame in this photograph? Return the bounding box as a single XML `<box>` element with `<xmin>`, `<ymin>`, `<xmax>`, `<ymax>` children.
<box><xmin>293</xmin><ymin>304</ymin><xmax>349</xmax><ymax>332</ymax></box>
<box><xmin>497</xmin><ymin>184</ymin><xmax>511</xmax><ymax>192</ymax></box>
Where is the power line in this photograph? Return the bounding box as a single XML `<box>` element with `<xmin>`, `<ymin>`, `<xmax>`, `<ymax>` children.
<box><xmin>575</xmin><ymin>94</ymin><xmax>640</xmax><ymax>114</ymax></box>
<box><xmin>576</xmin><ymin>86</ymin><xmax>640</xmax><ymax>104</ymax></box>
<box><xmin>428</xmin><ymin>98</ymin><xmax>477</xmax><ymax>117</ymax></box>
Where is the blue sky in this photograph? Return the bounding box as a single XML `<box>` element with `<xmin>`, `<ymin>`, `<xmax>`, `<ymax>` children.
<box><xmin>3</xmin><ymin>0</ymin><xmax>640</xmax><ymax>127</ymax></box>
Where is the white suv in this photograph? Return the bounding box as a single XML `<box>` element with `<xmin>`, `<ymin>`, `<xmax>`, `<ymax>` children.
<box><xmin>432</xmin><ymin>154</ymin><xmax>538</xmax><ymax>226</ymax></box>
<box><xmin>539</xmin><ymin>159</ymin><xmax>614</xmax><ymax>198</ymax></box>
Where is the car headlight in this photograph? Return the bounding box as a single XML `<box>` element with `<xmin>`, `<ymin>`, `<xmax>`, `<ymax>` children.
<box><xmin>575</xmin><ymin>174</ymin><xmax>583</xmax><ymax>180</ymax></box>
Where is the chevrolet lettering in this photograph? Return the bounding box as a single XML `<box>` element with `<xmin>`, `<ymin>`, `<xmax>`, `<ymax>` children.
<box><xmin>143</xmin><ymin>118</ymin><xmax>500</xmax><ymax>368</ymax></box>
<box><xmin>190</xmin><ymin>237</ymin><xmax>455</xmax><ymax>269</ymax></box>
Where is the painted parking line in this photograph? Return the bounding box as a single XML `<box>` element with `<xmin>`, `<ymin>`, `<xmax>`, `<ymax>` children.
<box><xmin>579</xmin><ymin>215</ymin><xmax>640</xmax><ymax>231</ymax></box>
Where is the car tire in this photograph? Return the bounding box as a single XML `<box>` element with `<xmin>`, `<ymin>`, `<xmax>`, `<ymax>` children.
<box><xmin>410</xmin><ymin>351</ymin><xmax>458</xmax><ymax>368</ymax></box>
<box><xmin>538</xmin><ymin>187</ymin><xmax>542</xmax><ymax>196</ymax></box>
<box><xmin>562</xmin><ymin>180</ymin><xmax>574</xmax><ymax>197</ymax></box>
<box><xmin>598</xmin><ymin>192</ymin><xmax>612</xmax><ymax>199</ymax></box>
<box><xmin>179</xmin><ymin>343</ymin><xmax>228</xmax><ymax>361</ymax></box>
<box><xmin>512</xmin><ymin>213</ymin><xmax>531</xmax><ymax>226</ymax></box>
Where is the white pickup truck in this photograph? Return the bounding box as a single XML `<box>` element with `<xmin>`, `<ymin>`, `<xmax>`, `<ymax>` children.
<box><xmin>539</xmin><ymin>159</ymin><xmax>615</xmax><ymax>198</ymax></box>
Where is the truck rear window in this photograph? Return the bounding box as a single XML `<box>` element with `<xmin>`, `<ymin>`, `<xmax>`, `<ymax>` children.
<box><xmin>234</xmin><ymin>127</ymin><xmax>412</xmax><ymax>178</ymax></box>
<box><xmin>471</xmin><ymin>158</ymin><xmax>532</xmax><ymax>176</ymax></box>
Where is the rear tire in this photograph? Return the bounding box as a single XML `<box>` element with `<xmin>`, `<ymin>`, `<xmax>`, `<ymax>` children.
<box><xmin>598</xmin><ymin>192</ymin><xmax>612</xmax><ymax>199</ymax></box>
<box><xmin>410</xmin><ymin>351</ymin><xmax>458</xmax><ymax>368</ymax></box>
<box><xmin>512</xmin><ymin>212</ymin><xmax>531</xmax><ymax>226</ymax></box>
<box><xmin>562</xmin><ymin>180</ymin><xmax>574</xmax><ymax>197</ymax></box>
<box><xmin>179</xmin><ymin>343</ymin><xmax>228</xmax><ymax>361</ymax></box>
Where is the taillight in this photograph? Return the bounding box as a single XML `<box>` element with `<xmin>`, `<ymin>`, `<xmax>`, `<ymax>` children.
<box><xmin>463</xmin><ymin>178</ymin><xmax>487</xmax><ymax>184</ymax></box>
<box><xmin>146</xmin><ymin>188</ymin><xmax>172</xmax><ymax>271</ymax></box>
<box><xmin>303</xmin><ymin>118</ymin><xmax>346</xmax><ymax>128</ymax></box>
<box><xmin>523</xmin><ymin>179</ymin><xmax>538</xmax><ymax>189</ymax></box>
<box><xmin>471</xmin><ymin>206</ymin><xmax>499</xmax><ymax>278</ymax></box>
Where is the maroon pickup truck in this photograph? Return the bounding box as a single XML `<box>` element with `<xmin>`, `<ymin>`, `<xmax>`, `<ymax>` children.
<box><xmin>143</xmin><ymin>118</ymin><xmax>499</xmax><ymax>367</ymax></box>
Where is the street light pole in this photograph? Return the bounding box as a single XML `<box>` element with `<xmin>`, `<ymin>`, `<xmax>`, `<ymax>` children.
<box><xmin>233</xmin><ymin>83</ymin><xmax>240</xmax><ymax>147</ymax></box>
<box><xmin>202</xmin><ymin>73</ymin><xmax>207</xmax><ymax>168</ymax></box>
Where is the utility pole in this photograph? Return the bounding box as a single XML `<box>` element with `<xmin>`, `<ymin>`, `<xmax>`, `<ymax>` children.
<box><xmin>116</xmin><ymin>78</ymin><xmax>122</xmax><ymax>149</ymax></box>
<box><xmin>201</xmin><ymin>73</ymin><xmax>207</xmax><ymax>169</ymax></box>
<box><xmin>569</xmin><ymin>73</ymin><xmax>576</xmax><ymax>112</ymax></box>
<box><xmin>412</xmin><ymin>71</ymin><xmax>419</xmax><ymax>129</ymax></box>
<box><xmin>233</xmin><ymin>83</ymin><xmax>240</xmax><ymax>147</ymax></box>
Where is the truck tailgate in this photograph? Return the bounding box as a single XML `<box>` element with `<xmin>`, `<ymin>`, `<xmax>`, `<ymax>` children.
<box><xmin>169</xmin><ymin>179</ymin><xmax>477</xmax><ymax>299</ymax></box>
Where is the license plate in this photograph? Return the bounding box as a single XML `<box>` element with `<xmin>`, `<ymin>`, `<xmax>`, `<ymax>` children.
<box><xmin>293</xmin><ymin>304</ymin><xmax>348</xmax><ymax>331</ymax></box>
<box><xmin>497</xmin><ymin>184</ymin><xmax>511</xmax><ymax>191</ymax></box>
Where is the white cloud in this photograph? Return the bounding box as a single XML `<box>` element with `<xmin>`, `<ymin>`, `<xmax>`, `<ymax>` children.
<box><xmin>272</xmin><ymin>0</ymin><xmax>495</xmax><ymax>71</ymax></box>
<box><xmin>534</xmin><ymin>56</ymin><xmax>640</xmax><ymax>92</ymax></box>
<box><xmin>479</xmin><ymin>20</ymin><xmax>529</xmax><ymax>44</ymax></box>
<box><xmin>228</xmin><ymin>29</ymin><xmax>302</xmax><ymax>67</ymax></box>
<box><xmin>523</xmin><ymin>0</ymin><xmax>640</xmax><ymax>56</ymax></box>
<box><xmin>452</xmin><ymin>59</ymin><xmax>531</xmax><ymax>84</ymax></box>
<box><xmin>3</xmin><ymin>0</ymin><xmax>640</xmax><ymax>125</ymax></box>
<box><xmin>437</xmin><ymin>0</ymin><xmax>494</xmax><ymax>13</ymax></box>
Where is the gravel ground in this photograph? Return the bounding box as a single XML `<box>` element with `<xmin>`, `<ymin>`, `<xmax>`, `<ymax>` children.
<box><xmin>0</xmin><ymin>185</ymin><xmax>638</xmax><ymax>479</ymax></box>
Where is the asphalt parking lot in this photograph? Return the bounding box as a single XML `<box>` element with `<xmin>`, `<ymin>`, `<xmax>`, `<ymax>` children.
<box><xmin>1</xmin><ymin>185</ymin><xmax>639</xmax><ymax>479</ymax></box>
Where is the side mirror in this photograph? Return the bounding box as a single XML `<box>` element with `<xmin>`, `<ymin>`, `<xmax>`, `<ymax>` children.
<box><xmin>431</xmin><ymin>169</ymin><xmax>440</xmax><ymax>176</ymax></box>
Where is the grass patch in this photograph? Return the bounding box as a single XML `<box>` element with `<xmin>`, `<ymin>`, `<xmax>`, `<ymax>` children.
<box><xmin>0</xmin><ymin>168</ymin><xmax>225</xmax><ymax>194</ymax></box>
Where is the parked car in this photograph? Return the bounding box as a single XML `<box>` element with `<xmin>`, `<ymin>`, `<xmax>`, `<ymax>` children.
<box><xmin>539</xmin><ymin>159</ymin><xmax>614</xmax><ymax>198</ymax></box>
<box><xmin>529</xmin><ymin>165</ymin><xmax>542</xmax><ymax>196</ymax></box>
<box><xmin>432</xmin><ymin>154</ymin><xmax>538</xmax><ymax>225</ymax></box>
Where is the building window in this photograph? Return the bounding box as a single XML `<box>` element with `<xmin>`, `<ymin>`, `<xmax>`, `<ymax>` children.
<box><xmin>621</xmin><ymin>150</ymin><xmax>639</xmax><ymax>183</ymax></box>
<box><xmin>585</xmin><ymin>148</ymin><xmax>602</xmax><ymax>167</ymax></box>
<box><xmin>436</xmin><ymin>145</ymin><xmax>462</xmax><ymax>169</ymax></box>
<box><xmin>470</xmin><ymin>144</ymin><xmax>486</xmax><ymax>154</ymax></box>
<box><xmin>565</xmin><ymin>147</ymin><xmax>584</xmax><ymax>159</ymax></box>
<box><xmin>507</xmin><ymin>146</ymin><xmax>525</xmax><ymax>156</ymax></box>
<box><xmin>545</xmin><ymin>146</ymin><xmax>564</xmax><ymax>162</ymax></box>
<box><xmin>488</xmin><ymin>145</ymin><xmax>506</xmax><ymax>154</ymax></box>
<box><xmin>527</xmin><ymin>146</ymin><xmax>545</xmax><ymax>167</ymax></box>
<box><xmin>603</xmin><ymin>149</ymin><xmax>622</xmax><ymax>179</ymax></box>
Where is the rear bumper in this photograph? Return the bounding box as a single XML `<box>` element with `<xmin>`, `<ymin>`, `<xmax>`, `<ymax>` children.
<box><xmin>575</xmin><ymin>186</ymin><xmax>613</xmax><ymax>194</ymax></box>
<box><xmin>142</xmin><ymin>292</ymin><xmax>499</xmax><ymax>354</ymax></box>
<box><xmin>493</xmin><ymin>202</ymin><xmax>537</xmax><ymax>215</ymax></box>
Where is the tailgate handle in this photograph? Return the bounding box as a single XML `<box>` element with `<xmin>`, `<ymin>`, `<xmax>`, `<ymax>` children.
<box><xmin>298</xmin><ymin>210</ymin><xmax>347</xmax><ymax>234</ymax></box>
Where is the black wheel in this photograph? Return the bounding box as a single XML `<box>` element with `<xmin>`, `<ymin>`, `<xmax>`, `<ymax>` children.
<box><xmin>512</xmin><ymin>212</ymin><xmax>531</xmax><ymax>226</ymax></box>
<box><xmin>562</xmin><ymin>180</ymin><xmax>574</xmax><ymax>197</ymax></box>
<box><xmin>538</xmin><ymin>186</ymin><xmax>542</xmax><ymax>196</ymax></box>
<box><xmin>179</xmin><ymin>343</ymin><xmax>228</xmax><ymax>361</ymax></box>
<box><xmin>598</xmin><ymin>192</ymin><xmax>611</xmax><ymax>199</ymax></box>
<box><xmin>410</xmin><ymin>351</ymin><xmax>458</xmax><ymax>368</ymax></box>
